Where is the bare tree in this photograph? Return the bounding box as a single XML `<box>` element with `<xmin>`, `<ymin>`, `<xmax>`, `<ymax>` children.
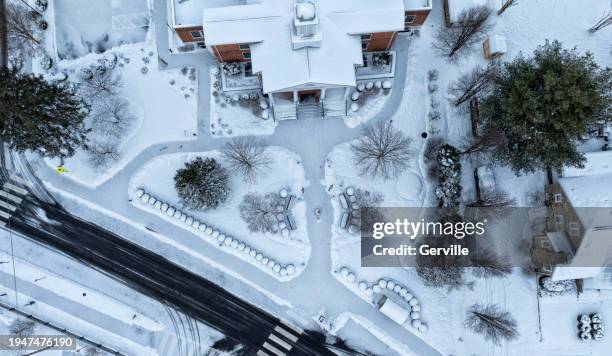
<box><xmin>239</xmin><ymin>192</ymin><xmax>282</xmax><ymax>233</ymax></box>
<box><xmin>589</xmin><ymin>11</ymin><xmax>612</xmax><ymax>33</ymax></box>
<box><xmin>448</xmin><ymin>64</ymin><xmax>496</xmax><ymax>106</ymax></box>
<box><xmin>351</xmin><ymin>121</ymin><xmax>413</xmax><ymax>179</ymax></box>
<box><xmin>464</xmin><ymin>304</ymin><xmax>519</xmax><ymax>345</ymax></box>
<box><xmin>470</xmin><ymin>249</ymin><xmax>512</xmax><ymax>278</ymax></box>
<box><xmin>0</xmin><ymin>0</ymin><xmax>8</xmax><ymax>68</ymax></box>
<box><xmin>87</xmin><ymin>141</ymin><xmax>120</xmax><ymax>169</ymax></box>
<box><xmin>80</xmin><ymin>67</ymin><xmax>122</xmax><ymax>101</ymax></box>
<box><xmin>10</xmin><ymin>319</ymin><xmax>35</xmax><ymax>336</ymax></box>
<box><xmin>82</xmin><ymin>346</ymin><xmax>102</xmax><ymax>356</ymax></box>
<box><xmin>221</xmin><ymin>137</ymin><xmax>272</xmax><ymax>184</ymax></box>
<box><xmin>497</xmin><ymin>0</ymin><xmax>518</xmax><ymax>16</ymax></box>
<box><xmin>5</xmin><ymin>2</ymin><xmax>41</xmax><ymax>58</ymax></box>
<box><xmin>433</xmin><ymin>6</ymin><xmax>493</xmax><ymax>60</ymax></box>
<box><xmin>461</xmin><ymin>127</ymin><xmax>506</xmax><ymax>155</ymax></box>
<box><xmin>467</xmin><ymin>190</ymin><xmax>516</xmax><ymax>208</ymax></box>
<box><xmin>90</xmin><ymin>97</ymin><xmax>134</xmax><ymax>137</ymax></box>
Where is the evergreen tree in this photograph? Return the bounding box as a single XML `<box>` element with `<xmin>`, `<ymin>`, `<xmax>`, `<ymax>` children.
<box><xmin>0</xmin><ymin>67</ymin><xmax>89</xmax><ymax>158</ymax></box>
<box><xmin>174</xmin><ymin>157</ymin><xmax>229</xmax><ymax>210</ymax></box>
<box><xmin>480</xmin><ymin>40</ymin><xmax>612</xmax><ymax>174</ymax></box>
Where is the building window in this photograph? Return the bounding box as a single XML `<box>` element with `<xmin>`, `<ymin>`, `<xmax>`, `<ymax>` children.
<box><xmin>569</xmin><ymin>222</ymin><xmax>580</xmax><ymax>236</ymax></box>
<box><xmin>543</xmin><ymin>265</ymin><xmax>553</xmax><ymax>273</ymax></box>
<box><xmin>243</xmin><ymin>52</ymin><xmax>251</xmax><ymax>60</ymax></box>
<box><xmin>361</xmin><ymin>34</ymin><xmax>371</xmax><ymax>41</ymax></box>
<box><xmin>554</xmin><ymin>214</ymin><xmax>564</xmax><ymax>229</ymax></box>
<box><xmin>197</xmin><ymin>42</ymin><xmax>206</xmax><ymax>49</ymax></box>
<box><xmin>541</xmin><ymin>240</ymin><xmax>552</xmax><ymax>249</ymax></box>
<box><xmin>239</xmin><ymin>44</ymin><xmax>250</xmax><ymax>50</ymax></box>
<box><xmin>554</xmin><ymin>193</ymin><xmax>562</xmax><ymax>203</ymax></box>
<box><xmin>361</xmin><ymin>41</ymin><xmax>368</xmax><ymax>50</ymax></box>
<box><xmin>190</xmin><ymin>31</ymin><xmax>203</xmax><ymax>39</ymax></box>
<box><xmin>405</xmin><ymin>14</ymin><xmax>417</xmax><ymax>24</ymax></box>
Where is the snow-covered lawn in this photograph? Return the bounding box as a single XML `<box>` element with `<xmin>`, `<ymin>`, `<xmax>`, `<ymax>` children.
<box><xmin>535</xmin><ymin>290</ymin><xmax>612</xmax><ymax>355</ymax></box>
<box><xmin>44</xmin><ymin>44</ymin><xmax>198</xmax><ymax>188</ymax></box>
<box><xmin>209</xmin><ymin>69</ymin><xmax>277</xmax><ymax>137</ymax></box>
<box><xmin>128</xmin><ymin>147</ymin><xmax>311</xmax><ymax>280</ymax></box>
<box><xmin>53</xmin><ymin>0</ymin><xmax>150</xmax><ymax>60</ymax></box>
<box><xmin>323</xmin><ymin>0</ymin><xmax>611</xmax><ymax>353</ymax></box>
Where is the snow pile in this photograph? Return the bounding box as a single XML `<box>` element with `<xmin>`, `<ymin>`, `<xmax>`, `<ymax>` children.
<box><xmin>134</xmin><ymin>188</ymin><xmax>297</xmax><ymax>279</ymax></box>
<box><xmin>345</xmin><ymin>80</ymin><xmax>393</xmax><ymax>128</ymax></box>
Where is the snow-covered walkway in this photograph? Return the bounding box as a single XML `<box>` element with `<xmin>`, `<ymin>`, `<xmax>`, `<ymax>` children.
<box><xmin>18</xmin><ymin>0</ymin><xmax>443</xmax><ymax>354</ymax></box>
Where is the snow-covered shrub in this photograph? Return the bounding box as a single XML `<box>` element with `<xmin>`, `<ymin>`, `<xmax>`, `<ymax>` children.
<box><xmin>372</xmin><ymin>52</ymin><xmax>392</xmax><ymax>66</ymax></box>
<box><xmin>428</xmin><ymin>83</ymin><xmax>438</xmax><ymax>93</ymax></box>
<box><xmin>428</xmin><ymin>69</ymin><xmax>439</xmax><ymax>82</ymax></box>
<box><xmin>37</xmin><ymin>20</ymin><xmax>48</xmax><ymax>31</ymax></box>
<box><xmin>382</xmin><ymin>80</ymin><xmax>393</xmax><ymax>90</ymax></box>
<box><xmin>351</xmin><ymin>91</ymin><xmax>360</xmax><ymax>101</ymax></box>
<box><xmin>222</xmin><ymin>62</ymin><xmax>242</xmax><ymax>76</ymax></box>
<box><xmin>428</xmin><ymin>111</ymin><xmax>441</xmax><ymax>121</ymax></box>
<box><xmin>35</xmin><ymin>0</ymin><xmax>48</xmax><ymax>12</ymax></box>
<box><xmin>539</xmin><ymin>276</ymin><xmax>576</xmax><ymax>297</ymax></box>
<box><xmin>174</xmin><ymin>157</ymin><xmax>230</xmax><ymax>210</ymax></box>
<box><xmin>416</xmin><ymin>265</ymin><xmax>465</xmax><ymax>290</ymax></box>
<box><xmin>350</xmin><ymin>103</ymin><xmax>359</xmax><ymax>112</ymax></box>
<box><xmin>39</xmin><ymin>55</ymin><xmax>52</xmax><ymax>70</ymax></box>
<box><xmin>435</xmin><ymin>144</ymin><xmax>461</xmax><ymax>208</ymax></box>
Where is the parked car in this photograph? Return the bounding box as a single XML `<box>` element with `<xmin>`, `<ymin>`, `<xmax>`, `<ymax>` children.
<box><xmin>475</xmin><ymin>165</ymin><xmax>496</xmax><ymax>200</ymax></box>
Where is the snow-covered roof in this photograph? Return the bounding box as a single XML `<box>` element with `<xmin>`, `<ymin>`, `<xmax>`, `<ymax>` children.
<box><xmin>379</xmin><ymin>297</ymin><xmax>410</xmax><ymax>325</ymax></box>
<box><xmin>554</xmin><ymin>151</ymin><xmax>612</xmax><ymax>282</ymax></box>
<box><xmin>403</xmin><ymin>0</ymin><xmax>432</xmax><ymax>11</ymax></box>
<box><xmin>447</xmin><ymin>0</ymin><xmax>487</xmax><ymax>23</ymax></box>
<box><xmin>172</xmin><ymin>0</ymin><xmax>245</xmax><ymax>27</ymax></box>
<box><xmin>560</xmin><ymin>151</ymin><xmax>612</xmax><ymax>209</ymax></box>
<box><xmin>487</xmin><ymin>34</ymin><xmax>507</xmax><ymax>54</ymax></box>
<box><xmin>202</xmin><ymin>0</ymin><xmax>405</xmax><ymax>93</ymax></box>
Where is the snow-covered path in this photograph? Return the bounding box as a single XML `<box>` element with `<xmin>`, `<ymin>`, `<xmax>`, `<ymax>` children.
<box><xmin>17</xmin><ymin>1</ymin><xmax>442</xmax><ymax>354</ymax></box>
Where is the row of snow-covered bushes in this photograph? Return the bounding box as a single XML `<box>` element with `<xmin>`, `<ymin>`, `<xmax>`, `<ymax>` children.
<box><xmin>336</xmin><ymin>267</ymin><xmax>428</xmax><ymax>333</ymax></box>
<box><xmin>134</xmin><ymin>188</ymin><xmax>297</xmax><ymax>278</ymax></box>
<box><xmin>435</xmin><ymin>144</ymin><xmax>462</xmax><ymax>208</ymax></box>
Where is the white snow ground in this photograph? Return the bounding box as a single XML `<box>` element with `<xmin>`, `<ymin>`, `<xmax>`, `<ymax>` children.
<box><xmin>11</xmin><ymin>0</ymin><xmax>612</xmax><ymax>354</ymax></box>
<box><xmin>44</xmin><ymin>44</ymin><xmax>198</xmax><ymax>188</ymax></box>
<box><xmin>127</xmin><ymin>147</ymin><xmax>311</xmax><ymax>280</ymax></box>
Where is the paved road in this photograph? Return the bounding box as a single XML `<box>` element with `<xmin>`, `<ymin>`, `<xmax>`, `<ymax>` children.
<box><xmin>1</xmin><ymin>171</ymin><xmax>337</xmax><ymax>356</ymax></box>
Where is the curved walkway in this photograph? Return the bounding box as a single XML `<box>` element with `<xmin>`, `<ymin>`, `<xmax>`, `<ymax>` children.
<box><xmin>32</xmin><ymin>1</ymin><xmax>444</xmax><ymax>355</ymax></box>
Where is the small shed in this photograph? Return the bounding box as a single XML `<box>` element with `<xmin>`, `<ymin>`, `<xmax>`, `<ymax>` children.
<box><xmin>483</xmin><ymin>34</ymin><xmax>508</xmax><ymax>59</ymax></box>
